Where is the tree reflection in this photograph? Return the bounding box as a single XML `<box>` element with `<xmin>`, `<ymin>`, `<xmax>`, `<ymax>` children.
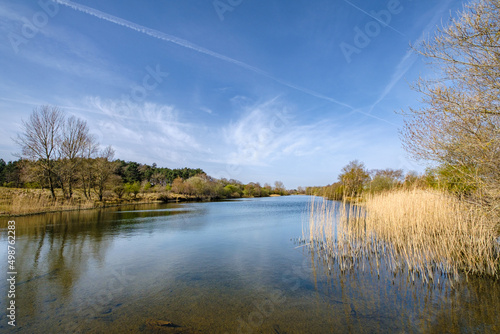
<box><xmin>0</xmin><ymin>203</ymin><xmax>196</xmax><ymax>325</ymax></box>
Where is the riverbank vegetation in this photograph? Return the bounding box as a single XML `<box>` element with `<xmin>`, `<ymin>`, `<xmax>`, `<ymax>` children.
<box><xmin>305</xmin><ymin>0</ymin><xmax>500</xmax><ymax>282</ymax></box>
<box><xmin>305</xmin><ymin>189</ymin><xmax>499</xmax><ymax>283</ymax></box>
<box><xmin>0</xmin><ymin>155</ymin><xmax>290</xmax><ymax>215</ymax></box>
<box><xmin>1</xmin><ymin>105</ymin><xmax>292</xmax><ymax>216</ymax></box>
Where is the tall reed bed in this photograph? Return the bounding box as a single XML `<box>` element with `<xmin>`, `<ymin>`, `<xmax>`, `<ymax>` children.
<box><xmin>0</xmin><ymin>188</ymin><xmax>96</xmax><ymax>216</ymax></box>
<box><xmin>303</xmin><ymin>189</ymin><xmax>500</xmax><ymax>283</ymax></box>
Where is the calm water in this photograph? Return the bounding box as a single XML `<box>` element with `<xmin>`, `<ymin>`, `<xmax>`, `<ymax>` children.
<box><xmin>0</xmin><ymin>196</ymin><xmax>499</xmax><ymax>333</ymax></box>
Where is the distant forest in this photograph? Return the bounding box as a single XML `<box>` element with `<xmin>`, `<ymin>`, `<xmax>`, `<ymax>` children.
<box><xmin>0</xmin><ymin>157</ymin><xmax>290</xmax><ymax>201</ymax></box>
<box><xmin>5</xmin><ymin>105</ymin><xmax>292</xmax><ymax>203</ymax></box>
<box><xmin>0</xmin><ymin>158</ymin><xmax>202</xmax><ymax>189</ymax></box>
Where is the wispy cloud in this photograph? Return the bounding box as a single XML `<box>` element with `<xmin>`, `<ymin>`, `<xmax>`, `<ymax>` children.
<box><xmin>367</xmin><ymin>49</ymin><xmax>417</xmax><ymax>113</ymax></box>
<box><xmin>85</xmin><ymin>97</ymin><xmax>203</xmax><ymax>164</ymax></box>
<box><xmin>0</xmin><ymin>2</ymin><xmax>22</xmax><ymax>23</ymax></box>
<box><xmin>199</xmin><ymin>107</ymin><xmax>213</xmax><ymax>114</ymax></box>
<box><xmin>223</xmin><ymin>98</ymin><xmax>369</xmax><ymax>166</ymax></box>
<box><xmin>0</xmin><ymin>2</ymin><xmax>131</xmax><ymax>88</ymax></box>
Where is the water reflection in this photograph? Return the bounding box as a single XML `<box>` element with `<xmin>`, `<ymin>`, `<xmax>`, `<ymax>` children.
<box><xmin>302</xmin><ymin>240</ymin><xmax>500</xmax><ymax>333</ymax></box>
<box><xmin>0</xmin><ymin>203</ymin><xmax>203</xmax><ymax>332</ymax></box>
<box><xmin>0</xmin><ymin>198</ymin><xmax>498</xmax><ymax>333</ymax></box>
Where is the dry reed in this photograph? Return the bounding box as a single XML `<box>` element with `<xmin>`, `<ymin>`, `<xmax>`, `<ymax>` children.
<box><xmin>303</xmin><ymin>189</ymin><xmax>500</xmax><ymax>283</ymax></box>
<box><xmin>0</xmin><ymin>188</ymin><xmax>96</xmax><ymax>216</ymax></box>
<box><xmin>0</xmin><ymin>187</ymin><xmax>171</xmax><ymax>216</ymax></box>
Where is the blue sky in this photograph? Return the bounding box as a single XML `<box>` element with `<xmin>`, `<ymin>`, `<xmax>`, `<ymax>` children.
<box><xmin>0</xmin><ymin>0</ymin><xmax>468</xmax><ymax>188</ymax></box>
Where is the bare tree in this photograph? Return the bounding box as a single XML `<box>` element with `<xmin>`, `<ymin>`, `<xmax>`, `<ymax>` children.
<box><xmin>80</xmin><ymin>134</ymin><xmax>99</xmax><ymax>199</ymax></box>
<box><xmin>369</xmin><ymin>168</ymin><xmax>404</xmax><ymax>193</ymax></box>
<box><xmin>274</xmin><ymin>181</ymin><xmax>286</xmax><ymax>195</ymax></box>
<box><xmin>93</xmin><ymin>146</ymin><xmax>117</xmax><ymax>201</ymax></box>
<box><xmin>15</xmin><ymin>106</ymin><xmax>65</xmax><ymax>198</ymax></box>
<box><xmin>400</xmin><ymin>0</ymin><xmax>500</xmax><ymax>203</ymax></box>
<box><xmin>58</xmin><ymin>116</ymin><xmax>91</xmax><ymax>198</ymax></box>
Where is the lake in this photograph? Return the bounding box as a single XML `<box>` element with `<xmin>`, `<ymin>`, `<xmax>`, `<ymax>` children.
<box><xmin>1</xmin><ymin>196</ymin><xmax>499</xmax><ymax>333</ymax></box>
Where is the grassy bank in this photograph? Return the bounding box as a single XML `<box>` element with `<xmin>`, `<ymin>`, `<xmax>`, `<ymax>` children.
<box><xmin>0</xmin><ymin>186</ymin><xmax>286</xmax><ymax>217</ymax></box>
<box><xmin>0</xmin><ymin>188</ymin><xmax>96</xmax><ymax>216</ymax></box>
<box><xmin>0</xmin><ymin>187</ymin><xmax>210</xmax><ymax>217</ymax></box>
<box><xmin>304</xmin><ymin>189</ymin><xmax>500</xmax><ymax>283</ymax></box>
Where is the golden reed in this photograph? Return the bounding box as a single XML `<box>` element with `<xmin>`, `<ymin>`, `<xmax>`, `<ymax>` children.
<box><xmin>303</xmin><ymin>189</ymin><xmax>500</xmax><ymax>283</ymax></box>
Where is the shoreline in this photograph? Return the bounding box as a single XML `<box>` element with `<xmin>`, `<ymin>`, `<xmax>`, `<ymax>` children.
<box><xmin>0</xmin><ymin>190</ymin><xmax>289</xmax><ymax>217</ymax></box>
<box><xmin>0</xmin><ymin>199</ymin><xmax>163</xmax><ymax>218</ymax></box>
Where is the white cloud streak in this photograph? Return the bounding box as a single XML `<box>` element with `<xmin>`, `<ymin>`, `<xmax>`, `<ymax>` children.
<box><xmin>54</xmin><ymin>1</ymin><xmax>267</xmax><ymax>75</ymax></box>
<box><xmin>341</xmin><ymin>0</ymin><xmax>406</xmax><ymax>37</ymax></box>
<box><xmin>368</xmin><ymin>0</ymin><xmax>454</xmax><ymax>113</ymax></box>
<box><xmin>223</xmin><ymin>98</ymin><xmax>369</xmax><ymax>166</ymax></box>
<box><xmin>85</xmin><ymin>97</ymin><xmax>203</xmax><ymax>164</ymax></box>
<box><xmin>53</xmin><ymin>0</ymin><xmax>399</xmax><ymax>122</ymax></box>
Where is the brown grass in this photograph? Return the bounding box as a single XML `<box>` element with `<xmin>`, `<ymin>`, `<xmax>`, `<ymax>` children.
<box><xmin>304</xmin><ymin>189</ymin><xmax>500</xmax><ymax>283</ymax></box>
<box><xmin>0</xmin><ymin>187</ymin><xmax>97</xmax><ymax>216</ymax></box>
<box><xmin>0</xmin><ymin>187</ymin><xmax>210</xmax><ymax>216</ymax></box>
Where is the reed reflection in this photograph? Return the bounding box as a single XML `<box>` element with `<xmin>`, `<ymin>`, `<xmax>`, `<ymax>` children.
<box><xmin>301</xmin><ymin>236</ymin><xmax>500</xmax><ymax>333</ymax></box>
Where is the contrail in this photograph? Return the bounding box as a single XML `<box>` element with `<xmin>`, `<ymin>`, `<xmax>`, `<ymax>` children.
<box><xmin>53</xmin><ymin>0</ymin><xmax>354</xmax><ymax>108</ymax></box>
<box><xmin>366</xmin><ymin>0</ymin><xmax>453</xmax><ymax>115</ymax></box>
<box><xmin>52</xmin><ymin>0</ymin><xmax>265</xmax><ymax>74</ymax></box>
<box><xmin>53</xmin><ymin>0</ymin><xmax>398</xmax><ymax>124</ymax></box>
<box><xmin>341</xmin><ymin>0</ymin><xmax>406</xmax><ymax>37</ymax></box>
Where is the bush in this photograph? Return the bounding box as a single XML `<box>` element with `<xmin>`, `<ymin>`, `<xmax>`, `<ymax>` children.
<box><xmin>113</xmin><ymin>185</ymin><xmax>125</xmax><ymax>199</ymax></box>
<box><xmin>24</xmin><ymin>182</ymin><xmax>41</xmax><ymax>189</ymax></box>
<box><xmin>125</xmin><ymin>182</ymin><xmax>141</xmax><ymax>198</ymax></box>
<box><xmin>141</xmin><ymin>181</ymin><xmax>152</xmax><ymax>193</ymax></box>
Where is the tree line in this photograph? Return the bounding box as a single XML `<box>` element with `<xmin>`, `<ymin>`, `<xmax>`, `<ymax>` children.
<box><xmin>6</xmin><ymin>105</ymin><xmax>289</xmax><ymax>201</ymax></box>
<box><xmin>0</xmin><ymin>159</ymin><xmax>22</xmax><ymax>188</ymax></box>
<box><xmin>306</xmin><ymin>159</ymin><xmax>473</xmax><ymax>201</ymax></box>
<box><xmin>306</xmin><ymin>160</ymin><xmax>407</xmax><ymax>200</ymax></box>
